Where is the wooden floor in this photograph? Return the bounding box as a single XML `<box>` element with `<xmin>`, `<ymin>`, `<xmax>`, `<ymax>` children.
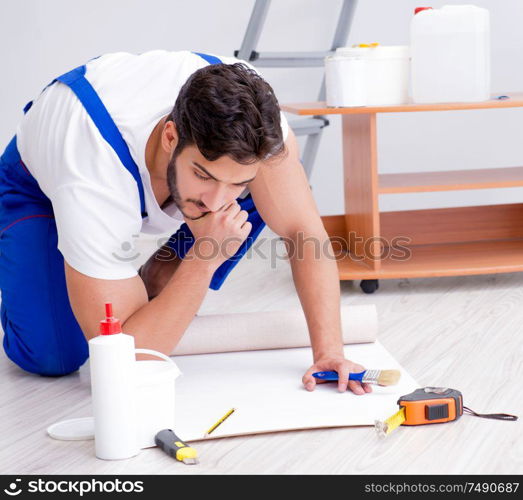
<box><xmin>1</xmin><ymin>228</ymin><xmax>522</xmax><ymax>475</ymax></box>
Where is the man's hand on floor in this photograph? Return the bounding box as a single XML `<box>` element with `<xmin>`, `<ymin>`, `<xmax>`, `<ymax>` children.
<box><xmin>302</xmin><ymin>356</ymin><xmax>373</xmax><ymax>395</ymax></box>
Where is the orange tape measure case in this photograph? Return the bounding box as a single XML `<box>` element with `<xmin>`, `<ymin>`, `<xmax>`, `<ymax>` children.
<box><xmin>398</xmin><ymin>387</ymin><xmax>463</xmax><ymax>425</ymax></box>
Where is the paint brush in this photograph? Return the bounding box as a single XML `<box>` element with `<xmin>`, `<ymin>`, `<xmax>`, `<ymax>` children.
<box><xmin>312</xmin><ymin>369</ymin><xmax>401</xmax><ymax>386</ymax></box>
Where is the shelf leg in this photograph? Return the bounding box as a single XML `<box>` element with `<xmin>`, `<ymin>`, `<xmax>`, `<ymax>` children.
<box><xmin>342</xmin><ymin>113</ymin><xmax>381</xmax><ymax>272</ymax></box>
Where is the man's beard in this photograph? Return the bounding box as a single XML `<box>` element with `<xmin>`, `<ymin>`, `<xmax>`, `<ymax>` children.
<box><xmin>166</xmin><ymin>153</ymin><xmax>208</xmax><ymax>221</ymax></box>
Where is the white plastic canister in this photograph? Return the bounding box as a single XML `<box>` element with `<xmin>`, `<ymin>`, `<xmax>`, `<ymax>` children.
<box><xmin>410</xmin><ymin>5</ymin><xmax>490</xmax><ymax>103</ymax></box>
<box><xmin>325</xmin><ymin>45</ymin><xmax>410</xmax><ymax>107</ymax></box>
<box><xmin>89</xmin><ymin>304</ymin><xmax>140</xmax><ymax>460</ymax></box>
<box><xmin>134</xmin><ymin>350</ymin><xmax>181</xmax><ymax>449</ymax></box>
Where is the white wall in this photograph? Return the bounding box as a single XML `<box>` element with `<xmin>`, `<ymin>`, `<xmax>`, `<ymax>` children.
<box><xmin>2</xmin><ymin>0</ymin><xmax>523</xmax><ymax>215</ymax></box>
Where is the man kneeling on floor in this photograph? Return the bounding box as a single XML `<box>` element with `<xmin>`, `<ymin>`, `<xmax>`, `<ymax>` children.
<box><xmin>0</xmin><ymin>50</ymin><xmax>371</xmax><ymax>396</ymax></box>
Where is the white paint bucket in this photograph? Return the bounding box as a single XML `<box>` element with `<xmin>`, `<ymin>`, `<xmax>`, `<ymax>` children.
<box><xmin>325</xmin><ymin>45</ymin><xmax>410</xmax><ymax>107</ymax></box>
<box><xmin>134</xmin><ymin>350</ymin><xmax>181</xmax><ymax>448</ymax></box>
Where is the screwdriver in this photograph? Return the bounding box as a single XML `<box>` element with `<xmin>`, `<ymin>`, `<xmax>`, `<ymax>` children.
<box><xmin>154</xmin><ymin>429</ymin><xmax>199</xmax><ymax>465</ymax></box>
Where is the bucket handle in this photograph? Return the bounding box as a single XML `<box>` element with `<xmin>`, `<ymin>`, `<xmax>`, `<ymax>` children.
<box><xmin>135</xmin><ymin>348</ymin><xmax>181</xmax><ymax>377</ymax></box>
<box><xmin>135</xmin><ymin>348</ymin><xmax>174</xmax><ymax>364</ymax></box>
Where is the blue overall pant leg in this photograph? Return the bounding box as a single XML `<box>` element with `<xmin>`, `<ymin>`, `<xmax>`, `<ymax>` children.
<box><xmin>0</xmin><ymin>137</ymin><xmax>89</xmax><ymax>376</ymax></box>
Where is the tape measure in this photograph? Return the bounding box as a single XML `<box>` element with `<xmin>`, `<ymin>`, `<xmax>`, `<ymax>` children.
<box><xmin>375</xmin><ymin>387</ymin><xmax>517</xmax><ymax>437</ymax></box>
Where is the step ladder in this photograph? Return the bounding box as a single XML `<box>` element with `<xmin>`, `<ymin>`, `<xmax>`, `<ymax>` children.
<box><xmin>235</xmin><ymin>0</ymin><xmax>358</xmax><ymax>179</ymax></box>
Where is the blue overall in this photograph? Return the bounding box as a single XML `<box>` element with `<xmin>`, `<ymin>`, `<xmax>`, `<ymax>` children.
<box><xmin>0</xmin><ymin>53</ymin><xmax>266</xmax><ymax>376</ymax></box>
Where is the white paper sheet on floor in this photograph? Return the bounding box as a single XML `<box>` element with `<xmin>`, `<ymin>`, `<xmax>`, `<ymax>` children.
<box><xmin>170</xmin><ymin>305</ymin><xmax>417</xmax><ymax>442</ymax></box>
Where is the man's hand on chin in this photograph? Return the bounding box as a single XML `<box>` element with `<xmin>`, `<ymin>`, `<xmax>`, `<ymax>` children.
<box><xmin>302</xmin><ymin>355</ymin><xmax>373</xmax><ymax>395</ymax></box>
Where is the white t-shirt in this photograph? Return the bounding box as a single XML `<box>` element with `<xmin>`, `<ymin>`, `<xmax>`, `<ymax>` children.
<box><xmin>16</xmin><ymin>50</ymin><xmax>289</xmax><ymax>280</ymax></box>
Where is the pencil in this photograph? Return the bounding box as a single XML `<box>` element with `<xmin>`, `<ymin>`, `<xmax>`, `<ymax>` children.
<box><xmin>205</xmin><ymin>408</ymin><xmax>236</xmax><ymax>437</ymax></box>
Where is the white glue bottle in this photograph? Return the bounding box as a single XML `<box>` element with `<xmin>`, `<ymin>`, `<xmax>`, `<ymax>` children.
<box><xmin>88</xmin><ymin>303</ymin><xmax>139</xmax><ymax>460</ymax></box>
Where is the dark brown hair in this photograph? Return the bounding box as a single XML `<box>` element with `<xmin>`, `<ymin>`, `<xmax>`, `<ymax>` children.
<box><xmin>169</xmin><ymin>63</ymin><xmax>286</xmax><ymax>164</ymax></box>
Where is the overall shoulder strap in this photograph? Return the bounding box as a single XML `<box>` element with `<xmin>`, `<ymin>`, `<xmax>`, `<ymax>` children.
<box><xmin>56</xmin><ymin>65</ymin><xmax>147</xmax><ymax>217</ymax></box>
<box><xmin>192</xmin><ymin>52</ymin><xmax>222</xmax><ymax>65</ymax></box>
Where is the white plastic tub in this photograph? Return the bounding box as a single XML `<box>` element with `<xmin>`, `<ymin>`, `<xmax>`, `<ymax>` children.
<box><xmin>134</xmin><ymin>356</ymin><xmax>180</xmax><ymax>448</ymax></box>
<box><xmin>325</xmin><ymin>45</ymin><xmax>410</xmax><ymax>107</ymax></box>
<box><xmin>410</xmin><ymin>5</ymin><xmax>490</xmax><ymax>103</ymax></box>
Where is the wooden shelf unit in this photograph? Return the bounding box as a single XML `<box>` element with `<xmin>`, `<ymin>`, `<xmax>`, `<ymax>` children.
<box><xmin>282</xmin><ymin>95</ymin><xmax>523</xmax><ymax>282</ymax></box>
<box><xmin>379</xmin><ymin>166</ymin><xmax>523</xmax><ymax>194</ymax></box>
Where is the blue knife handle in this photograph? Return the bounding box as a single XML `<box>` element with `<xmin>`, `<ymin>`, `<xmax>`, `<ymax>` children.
<box><xmin>312</xmin><ymin>370</ymin><xmax>366</xmax><ymax>382</ymax></box>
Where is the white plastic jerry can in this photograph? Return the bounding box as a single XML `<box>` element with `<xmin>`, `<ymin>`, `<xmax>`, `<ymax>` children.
<box><xmin>410</xmin><ymin>5</ymin><xmax>490</xmax><ymax>103</ymax></box>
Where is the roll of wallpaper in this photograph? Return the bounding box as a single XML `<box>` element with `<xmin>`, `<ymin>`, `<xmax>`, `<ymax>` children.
<box><xmin>171</xmin><ymin>304</ymin><xmax>378</xmax><ymax>356</ymax></box>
